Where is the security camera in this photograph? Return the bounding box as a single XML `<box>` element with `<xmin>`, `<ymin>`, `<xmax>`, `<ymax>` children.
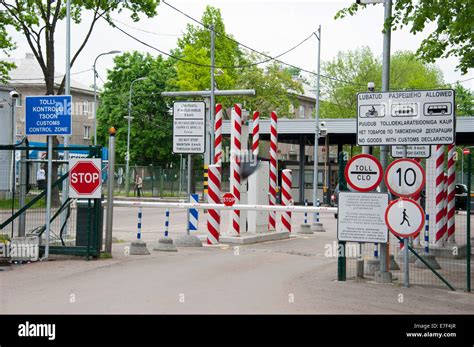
<box><xmin>319</xmin><ymin>128</ymin><xmax>328</xmax><ymax>137</ymax></box>
<box><xmin>9</xmin><ymin>90</ymin><xmax>19</xmax><ymax>99</ymax></box>
<box><xmin>320</xmin><ymin>121</ymin><xmax>326</xmax><ymax>127</ymax></box>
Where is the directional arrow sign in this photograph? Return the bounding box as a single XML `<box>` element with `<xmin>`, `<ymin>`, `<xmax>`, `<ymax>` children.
<box><xmin>385</xmin><ymin>158</ymin><xmax>425</xmax><ymax>198</ymax></box>
<box><xmin>344</xmin><ymin>154</ymin><xmax>383</xmax><ymax>192</ymax></box>
<box><xmin>385</xmin><ymin>198</ymin><xmax>424</xmax><ymax>238</ymax></box>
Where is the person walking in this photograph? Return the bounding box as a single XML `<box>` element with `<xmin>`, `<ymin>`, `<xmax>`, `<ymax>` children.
<box><xmin>134</xmin><ymin>174</ymin><xmax>143</xmax><ymax>197</ymax></box>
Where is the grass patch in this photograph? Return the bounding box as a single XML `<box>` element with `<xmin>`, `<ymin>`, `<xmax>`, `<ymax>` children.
<box><xmin>0</xmin><ymin>196</ymin><xmax>46</xmax><ymax>209</ymax></box>
<box><xmin>100</xmin><ymin>252</ymin><xmax>113</xmax><ymax>259</ymax></box>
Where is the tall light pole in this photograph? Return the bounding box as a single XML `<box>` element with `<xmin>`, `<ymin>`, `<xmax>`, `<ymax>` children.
<box><xmin>312</xmin><ymin>25</ymin><xmax>321</xmax><ymax>221</ymax></box>
<box><xmin>125</xmin><ymin>77</ymin><xmax>147</xmax><ymax>197</ymax></box>
<box><xmin>93</xmin><ymin>50</ymin><xmax>121</xmax><ymax>145</ymax></box>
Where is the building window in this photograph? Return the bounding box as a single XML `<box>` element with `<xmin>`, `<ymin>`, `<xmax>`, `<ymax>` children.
<box><xmin>83</xmin><ymin>126</ymin><xmax>91</xmax><ymax>139</ymax></box>
<box><xmin>299</xmin><ymin>105</ymin><xmax>305</xmax><ymax>118</ymax></box>
<box><xmin>289</xmin><ymin>104</ymin><xmax>295</xmax><ymax>114</ymax></box>
<box><xmin>83</xmin><ymin>101</ymin><xmax>91</xmax><ymax>115</ymax></box>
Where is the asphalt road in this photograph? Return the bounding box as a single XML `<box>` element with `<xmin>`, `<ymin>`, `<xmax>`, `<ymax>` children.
<box><xmin>1</xmin><ymin>207</ymin><xmax>473</xmax><ymax>314</ymax></box>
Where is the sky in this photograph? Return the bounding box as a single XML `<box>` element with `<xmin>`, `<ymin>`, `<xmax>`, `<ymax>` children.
<box><xmin>4</xmin><ymin>0</ymin><xmax>474</xmax><ymax>91</ymax></box>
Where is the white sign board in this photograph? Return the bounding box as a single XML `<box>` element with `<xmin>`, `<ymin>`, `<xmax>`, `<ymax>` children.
<box><xmin>391</xmin><ymin>145</ymin><xmax>430</xmax><ymax>158</ymax></box>
<box><xmin>385</xmin><ymin>198</ymin><xmax>424</xmax><ymax>238</ymax></box>
<box><xmin>385</xmin><ymin>159</ymin><xmax>425</xmax><ymax>198</ymax></box>
<box><xmin>344</xmin><ymin>154</ymin><xmax>383</xmax><ymax>192</ymax></box>
<box><xmin>337</xmin><ymin>192</ymin><xmax>389</xmax><ymax>243</ymax></box>
<box><xmin>357</xmin><ymin>89</ymin><xmax>455</xmax><ymax>146</ymax></box>
<box><xmin>172</xmin><ymin>101</ymin><xmax>206</xmax><ymax>154</ymax></box>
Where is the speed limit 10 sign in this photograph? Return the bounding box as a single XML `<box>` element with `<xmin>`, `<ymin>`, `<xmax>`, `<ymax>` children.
<box><xmin>384</xmin><ymin>159</ymin><xmax>425</xmax><ymax>198</ymax></box>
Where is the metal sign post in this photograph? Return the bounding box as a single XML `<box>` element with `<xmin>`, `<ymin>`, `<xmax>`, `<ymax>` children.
<box><xmin>25</xmin><ymin>95</ymin><xmax>72</xmax><ymax>260</ymax></box>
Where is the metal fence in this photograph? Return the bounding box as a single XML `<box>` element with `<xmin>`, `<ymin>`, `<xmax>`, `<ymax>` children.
<box><xmin>341</xmin><ymin>152</ymin><xmax>472</xmax><ymax>291</ymax></box>
<box><xmin>106</xmin><ymin>164</ymin><xmax>231</xmax><ymax>198</ymax></box>
<box><xmin>0</xmin><ymin>142</ymin><xmax>102</xmax><ymax>258</ymax></box>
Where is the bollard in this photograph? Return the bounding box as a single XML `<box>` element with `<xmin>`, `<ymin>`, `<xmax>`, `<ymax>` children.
<box><xmin>130</xmin><ymin>207</ymin><xmax>150</xmax><ymax>255</ymax></box>
<box><xmin>311</xmin><ymin>198</ymin><xmax>325</xmax><ymax>232</ymax></box>
<box><xmin>298</xmin><ymin>199</ymin><xmax>313</xmax><ymax>234</ymax></box>
<box><xmin>154</xmin><ymin>209</ymin><xmax>177</xmax><ymax>252</ymax></box>
<box><xmin>188</xmin><ymin>194</ymin><xmax>199</xmax><ymax>232</ymax></box>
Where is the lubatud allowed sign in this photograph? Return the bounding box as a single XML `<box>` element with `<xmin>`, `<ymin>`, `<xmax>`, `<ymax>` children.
<box><xmin>357</xmin><ymin>89</ymin><xmax>455</xmax><ymax>146</ymax></box>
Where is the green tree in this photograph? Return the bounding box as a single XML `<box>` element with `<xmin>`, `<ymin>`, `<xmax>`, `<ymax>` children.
<box><xmin>0</xmin><ymin>0</ymin><xmax>159</xmax><ymax>95</ymax></box>
<box><xmin>319</xmin><ymin>48</ymin><xmax>444</xmax><ymax>118</ymax></box>
<box><xmin>0</xmin><ymin>10</ymin><xmax>15</xmax><ymax>84</ymax></box>
<box><xmin>236</xmin><ymin>56</ymin><xmax>304</xmax><ymax>117</ymax></box>
<box><xmin>453</xmin><ymin>82</ymin><xmax>473</xmax><ymax>117</ymax></box>
<box><xmin>171</xmin><ymin>5</ymin><xmax>244</xmax><ymax>92</ymax></box>
<box><xmin>97</xmin><ymin>51</ymin><xmax>176</xmax><ymax>166</ymax></box>
<box><xmin>335</xmin><ymin>0</ymin><xmax>473</xmax><ymax>74</ymax></box>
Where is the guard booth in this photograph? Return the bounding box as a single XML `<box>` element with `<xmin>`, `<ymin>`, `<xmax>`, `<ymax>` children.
<box><xmin>0</xmin><ymin>139</ymin><xmax>104</xmax><ymax>260</ymax></box>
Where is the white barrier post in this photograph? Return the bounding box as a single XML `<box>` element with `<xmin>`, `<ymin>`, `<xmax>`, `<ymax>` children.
<box><xmin>447</xmin><ymin>144</ymin><xmax>456</xmax><ymax>244</ymax></box>
<box><xmin>269</xmin><ymin>111</ymin><xmax>278</xmax><ymax>231</ymax></box>
<box><xmin>130</xmin><ymin>206</ymin><xmax>150</xmax><ymax>255</ymax></box>
<box><xmin>154</xmin><ymin>209</ymin><xmax>177</xmax><ymax>252</ymax></box>
<box><xmin>229</xmin><ymin>104</ymin><xmax>242</xmax><ymax>236</ymax></box>
<box><xmin>281</xmin><ymin>169</ymin><xmax>292</xmax><ymax>233</ymax></box>
<box><xmin>207</xmin><ymin>164</ymin><xmax>221</xmax><ymax>244</ymax></box>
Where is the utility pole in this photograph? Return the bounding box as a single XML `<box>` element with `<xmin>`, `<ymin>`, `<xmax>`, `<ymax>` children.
<box><xmin>312</xmin><ymin>25</ymin><xmax>321</xmax><ymax>222</ymax></box>
<box><xmin>210</xmin><ymin>25</ymin><xmax>216</xmax><ymax>164</ymax></box>
<box><xmin>376</xmin><ymin>0</ymin><xmax>393</xmax><ymax>284</ymax></box>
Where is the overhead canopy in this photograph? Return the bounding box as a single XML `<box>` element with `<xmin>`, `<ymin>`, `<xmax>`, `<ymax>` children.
<box><xmin>222</xmin><ymin>117</ymin><xmax>474</xmax><ymax>146</ymax></box>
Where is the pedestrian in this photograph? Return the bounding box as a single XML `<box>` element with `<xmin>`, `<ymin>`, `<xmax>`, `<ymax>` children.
<box><xmin>37</xmin><ymin>165</ymin><xmax>46</xmax><ymax>190</ymax></box>
<box><xmin>134</xmin><ymin>174</ymin><xmax>143</xmax><ymax>197</ymax></box>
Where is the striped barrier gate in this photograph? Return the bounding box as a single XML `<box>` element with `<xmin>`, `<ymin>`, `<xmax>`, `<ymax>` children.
<box><xmin>447</xmin><ymin>144</ymin><xmax>456</xmax><ymax>243</ymax></box>
<box><xmin>252</xmin><ymin>111</ymin><xmax>260</xmax><ymax>157</ymax></box>
<box><xmin>281</xmin><ymin>169</ymin><xmax>292</xmax><ymax>233</ymax></box>
<box><xmin>435</xmin><ymin>145</ymin><xmax>446</xmax><ymax>246</ymax></box>
<box><xmin>230</xmin><ymin>104</ymin><xmax>242</xmax><ymax>236</ymax></box>
<box><xmin>207</xmin><ymin>164</ymin><xmax>221</xmax><ymax>244</ymax></box>
<box><xmin>269</xmin><ymin>111</ymin><xmax>278</xmax><ymax>231</ymax></box>
<box><xmin>214</xmin><ymin>104</ymin><xmax>223</xmax><ymax>166</ymax></box>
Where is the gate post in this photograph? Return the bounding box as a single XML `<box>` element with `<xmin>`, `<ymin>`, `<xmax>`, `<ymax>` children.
<box><xmin>105</xmin><ymin>127</ymin><xmax>116</xmax><ymax>254</ymax></box>
<box><xmin>337</xmin><ymin>151</ymin><xmax>347</xmax><ymax>281</ymax></box>
<box><xmin>467</xmin><ymin>152</ymin><xmax>471</xmax><ymax>292</ymax></box>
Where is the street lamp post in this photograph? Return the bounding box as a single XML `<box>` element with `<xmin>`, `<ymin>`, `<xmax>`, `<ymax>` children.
<box><xmin>125</xmin><ymin>77</ymin><xmax>148</xmax><ymax>197</ymax></box>
<box><xmin>93</xmin><ymin>50</ymin><xmax>121</xmax><ymax>146</ymax></box>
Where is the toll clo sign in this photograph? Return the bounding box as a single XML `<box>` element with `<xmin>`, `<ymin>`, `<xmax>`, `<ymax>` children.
<box><xmin>385</xmin><ymin>198</ymin><xmax>424</xmax><ymax>238</ymax></box>
<box><xmin>222</xmin><ymin>193</ymin><xmax>236</xmax><ymax>207</ymax></box>
<box><xmin>385</xmin><ymin>159</ymin><xmax>425</xmax><ymax>198</ymax></box>
<box><xmin>69</xmin><ymin>158</ymin><xmax>102</xmax><ymax>199</ymax></box>
<box><xmin>344</xmin><ymin>154</ymin><xmax>383</xmax><ymax>192</ymax></box>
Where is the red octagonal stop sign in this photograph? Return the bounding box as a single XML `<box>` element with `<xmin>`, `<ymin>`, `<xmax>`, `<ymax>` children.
<box><xmin>222</xmin><ymin>192</ymin><xmax>236</xmax><ymax>206</ymax></box>
<box><xmin>69</xmin><ymin>159</ymin><xmax>102</xmax><ymax>198</ymax></box>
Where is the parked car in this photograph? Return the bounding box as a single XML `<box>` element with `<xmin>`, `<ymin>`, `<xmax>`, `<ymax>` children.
<box><xmin>455</xmin><ymin>184</ymin><xmax>468</xmax><ymax>210</ymax></box>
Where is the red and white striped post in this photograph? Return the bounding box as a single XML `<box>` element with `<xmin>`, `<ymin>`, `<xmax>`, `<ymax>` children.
<box><xmin>252</xmin><ymin>111</ymin><xmax>260</xmax><ymax>157</ymax></box>
<box><xmin>214</xmin><ymin>104</ymin><xmax>223</xmax><ymax>166</ymax></box>
<box><xmin>447</xmin><ymin>144</ymin><xmax>456</xmax><ymax>244</ymax></box>
<box><xmin>442</xmin><ymin>173</ymin><xmax>448</xmax><ymax>242</ymax></box>
<box><xmin>281</xmin><ymin>169</ymin><xmax>292</xmax><ymax>233</ymax></box>
<box><xmin>230</xmin><ymin>104</ymin><xmax>242</xmax><ymax>236</ymax></box>
<box><xmin>435</xmin><ymin>145</ymin><xmax>446</xmax><ymax>247</ymax></box>
<box><xmin>269</xmin><ymin>111</ymin><xmax>278</xmax><ymax>231</ymax></box>
<box><xmin>207</xmin><ymin>164</ymin><xmax>221</xmax><ymax>244</ymax></box>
